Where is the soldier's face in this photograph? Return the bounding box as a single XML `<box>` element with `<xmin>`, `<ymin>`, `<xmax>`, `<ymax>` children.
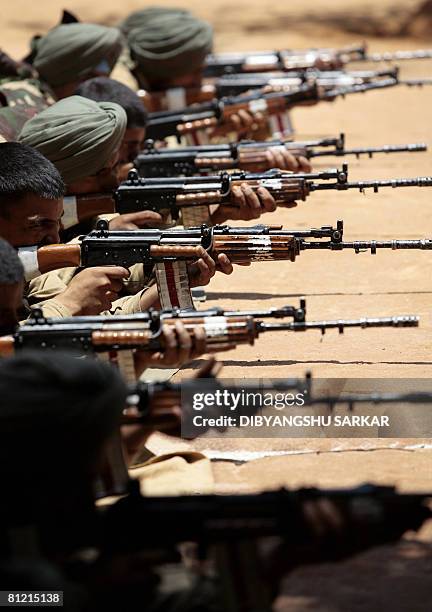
<box><xmin>0</xmin><ymin>280</ymin><xmax>23</xmax><ymax>335</ymax></box>
<box><xmin>0</xmin><ymin>195</ymin><xmax>63</xmax><ymax>248</ymax></box>
<box><xmin>67</xmin><ymin>150</ymin><xmax>121</xmax><ymax>195</ymax></box>
<box><xmin>165</xmin><ymin>68</ymin><xmax>204</xmax><ymax>89</ymax></box>
<box><xmin>119</xmin><ymin>128</ymin><xmax>146</xmax><ymax>163</ymax></box>
<box><xmin>138</xmin><ymin>67</ymin><xmax>204</xmax><ymax>91</ymax></box>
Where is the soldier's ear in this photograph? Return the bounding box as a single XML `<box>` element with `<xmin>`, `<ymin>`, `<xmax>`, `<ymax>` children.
<box><xmin>60</xmin><ymin>10</ymin><xmax>80</xmax><ymax>24</ymax></box>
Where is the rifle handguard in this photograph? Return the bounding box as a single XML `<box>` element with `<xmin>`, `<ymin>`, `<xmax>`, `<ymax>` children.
<box><xmin>92</xmin><ymin>330</ymin><xmax>153</xmax><ymax>347</ymax></box>
<box><xmin>177</xmin><ymin>117</ymin><xmax>219</xmax><ymax>134</ymax></box>
<box><xmin>149</xmin><ymin>245</ymin><xmax>203</xmax><ymax>258</ymax></box>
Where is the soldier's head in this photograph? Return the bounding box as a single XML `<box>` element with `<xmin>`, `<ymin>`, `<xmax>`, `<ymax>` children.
<box><xmin>0</xmin><ymin>238</ymin><xmax>24</xmax><ymax>335</ymax></box>
<box><xmin>123</xmin><ymin>8</ymin><xmax>213</xmax><ymax>91</ymax></box>
<box><xmin>32</xmin><ymin>23</ymin><xmax>123</xmax><ymax>99</ymax></box>
<box><xmin>0</xmin><ymin>352</ymin><xmax>127</xmax><ymax>552</ymax></box>
<box><xmin>18</xmin><ymin>96</ymin><xmax>127</xmax><ymax>194</ymax></box>
<box><xmin>0</xmin><ymin>143</ymin><xmax>65</xmax><ymax>248</ymax></box>
<box><xmin>76</xmin><ymin>77</ymin><xmax>147</xmax><ymax>163</ymax></box>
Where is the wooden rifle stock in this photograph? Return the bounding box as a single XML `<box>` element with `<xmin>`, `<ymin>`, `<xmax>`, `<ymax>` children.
<box><xmin>0</xmin><ymin>336</ymin><xmax>14</xmax><ymax>356</ymax></box>
<box><xmin>36</xmin><ymin>244</ymin><xmax>82</xmax><ymax>273</ymax></box>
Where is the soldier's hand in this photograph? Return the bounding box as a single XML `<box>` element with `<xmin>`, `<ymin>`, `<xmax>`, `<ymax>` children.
<box><xmin>56</xmin><ymin>266</ymin><xmax>130</xmax><ymax>315</ymax></box>
<box><xmin>211</xmin><ymin>109</ymin><xmax>267</xmax><ymax>138</ymax></box>
<box><xmin>136</xmin><ymin>322</ymin><xmax>208</xmax><ymax>370</ymax></box>
<box><xmin>187</xmin><ymin>246</ymin><xmax>234</xmax><ymax>286</ymax></box>
<box><xmin>265</xmin><ymin>146</ymin><xmax>313</xmax><ymax>173</ymax></box>
<box><xmin>314</xmin><ymin>55</ymin><xmax>344</xmax><ymax>71</ymax></box>
<box><xmin>239</xmin><ymin>146</ymin><xmax>312</xmax><ymax>173</ymax></box>
<box><xmin>229</xmin><ymin>109</ymin><xmax>268</xmax><ymax>136</ymax></box>
<box><xmin>109</xmin><ymin>211</ymin><xmax>164</xmax><ymax>230</ymax></box>
<box><xmin>212</xmin><ymin>183</ymin><xmax>277</xmax><ymax>223</ymax></box>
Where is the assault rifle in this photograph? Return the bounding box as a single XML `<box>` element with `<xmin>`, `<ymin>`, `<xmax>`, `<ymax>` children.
<box><xmin>203</xmin><ymin>43</ymin><xmax>432</xmax><ymax>76</ymax></box>
<box><xmin>139</xmin><ymin>68</ymin><xmax>399</xmax><ymax>110</ymax></box>
<box><xmin>209</xmin><ymin>69</ymin><xmax>432</xmax><ymax>97</ymax></box>
<box><xmin>135</xmin><ymin>135</ymin><xmax>427</xmax><ymax>178</ymax></box>
<box><xmin>18</xmin><ymin>221</ymin><xmax>432</xmax><ymax>308</ymax></box>
<box><xmin>61</xmin><ymin>164</ymin><xmax>432</xmax><ymax>229</ymax></box>
<box><xmin>62</xmin><ymin>166</ymin><xmax>347</xmax><ymax>227</ymax></box>
<box><xmin>100</xmin><ymin>482</ymin><xmax>431</xmax><ymax>611</ymax></box>
<box><xmin>113</xmin><ymin>166</ymin><xmax>432</xmax><ymax>222</ymax></box>
<box><xmin>129</xmin><ymin>372</ymin><xmax>432</xmax><ymax>423</ymax></box>
<box><xmin>145</xmin><ymin>79</ymin><xmax>397</xmax><ymax>141</ymax></box>
<box><xmin>0</xmin><ymin>301</ymin><xmax>417</xmax><ymax>358</ymax></box>
<box><xmin>19</xmin><ymin>220</ymin><xmax>432</xmax><ymax>272</ymax></box>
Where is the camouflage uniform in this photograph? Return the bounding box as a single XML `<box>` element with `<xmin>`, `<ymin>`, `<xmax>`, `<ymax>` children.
<box><xmin>0</xmin><ymin>106</ymin><xmax>37</xmax><ymax>141</ymax></box>
<box><xmin>0</xmin><ymin>77</ymin><xmax>55</xmax><ymax>140</ymax></box>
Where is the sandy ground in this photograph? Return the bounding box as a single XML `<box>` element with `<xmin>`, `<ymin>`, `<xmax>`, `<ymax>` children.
<box><xmin>3</xmin><ymin>1</ymin><xmax>432</xmax><ymax>608</ymax></box>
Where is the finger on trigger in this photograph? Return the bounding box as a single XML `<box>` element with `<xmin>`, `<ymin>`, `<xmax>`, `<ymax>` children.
<box><xmin>105</xmin><ymin>266</ymin><xmax>130</xmax><ymax>279</ymax></box>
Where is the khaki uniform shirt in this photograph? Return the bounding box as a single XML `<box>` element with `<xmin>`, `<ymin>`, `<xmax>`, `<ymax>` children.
<box><xmin>24</xmin><ymin>263</ymin><xmax>154</xmax><ymax>320</ymax></box>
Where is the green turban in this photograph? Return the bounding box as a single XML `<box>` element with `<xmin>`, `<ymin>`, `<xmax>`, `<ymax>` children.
<box><xmin>33</xmin><ymin>23</ymin><xmax>123</xmax><ymax>88</ymax></box>
<box><xmin>120</xmin><ymin>6</ymin><xmax>190</xmax><ymax>37</ymax></box>
<box><xmin>126</xmin><ymin>9</ymin><xmax>213</xmax><ymax>79</ymax></box>
<box><xmin>18</xmin><ymin>95</ymin><xmax>126</xmax><ymax>184</ymax></box>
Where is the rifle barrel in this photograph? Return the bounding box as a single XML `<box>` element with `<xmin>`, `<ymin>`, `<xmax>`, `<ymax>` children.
<box><xmin>365</xmin><ymin>50</ymin><xmax>432</xmax><ymax>62</ymax></box>
<box><xmin>322</xmin><ymin>78</ymin><xmax>398</xmax><ymax>98</ymax></box>
<box><xmin>308</xmin><ymin>143</ymin><xmax>427</xmax><ymax>158</ymax></box>
<box><xmin>259</xmin><ymin>315</ymin><xmax>419</xmax><ymax>333</ymax></box>
<box><xmin>313</xmin><ymin>176</ymin><xmax>432</xmax><ymax>191</ymax></box>
<box><xmin>400</xmin><ymin>78</ymin><xmax>432</xmax><ymax>87</ymax></box>
<box><xmin>309</xmin><ymin>391</ymin><xmax>432</xmax><ymax>406</ymax></box>
<box><xmin>301</xmin><ymin>239</ymin><xmax>432</xmax><ymax>253</ymax></box>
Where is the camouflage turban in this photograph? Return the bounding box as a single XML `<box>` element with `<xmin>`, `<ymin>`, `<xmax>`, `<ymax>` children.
<box><xmin>33</xmin><ymin>23</ymin><xmax>123</xmax><ymax>88</ymax></box>
<box><xmin>18</xmin><ymin>96</ymin><xmax>126</xmax><ymax>184</ymax></box>
<box><xmin>126</xmin><ymin>9</ymin><xmax>213</xmax><ymax>79</ymax></box>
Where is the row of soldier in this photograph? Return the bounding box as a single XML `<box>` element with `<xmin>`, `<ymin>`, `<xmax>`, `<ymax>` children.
<box><xmin>1</xmin><ymin>6</ymin><xmax>432</xmax><ymax>610</ymax></box>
